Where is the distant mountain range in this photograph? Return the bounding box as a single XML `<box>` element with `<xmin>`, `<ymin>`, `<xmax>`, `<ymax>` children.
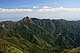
<box><xmin>0</xmin><ymin>16</ymin><xmax>80</xmax><ymax>53</ymax></box>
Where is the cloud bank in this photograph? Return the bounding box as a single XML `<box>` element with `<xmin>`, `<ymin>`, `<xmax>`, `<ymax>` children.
<box><xmin>0</xmin><ymin>8</ymin><xmax>33</xmax><ymax>12</ymax></box>
<box><xmin>1</xmin><ymin>6</ymin><xmax>80</xmax><ymax>12</ymax></box>
<box><xmin>37</xmin><ymin>6</ymin><xmax>80</xmax><ymax>12</ymax></box>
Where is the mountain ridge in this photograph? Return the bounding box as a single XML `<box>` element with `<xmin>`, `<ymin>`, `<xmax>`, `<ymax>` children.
<box><xmin>0</xmin><ymin>16</ymin><xmax>80</xmax><ymax>53</ymax></box>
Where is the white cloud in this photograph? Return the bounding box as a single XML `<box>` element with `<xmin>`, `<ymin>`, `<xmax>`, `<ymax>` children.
<box><xmin>37</xmin><ymin>7</ymin><xmax>80</xmax><ymax>12</ymax></box>
<box><xmin>0</xmin><ymin>8</ymin><xmax>33</xmax><ymax>12</ymax></box>
<box><xmin>37</xmin><ymin>9</ymin><xmax>50</xmax><ymax>12</ymax></box>
<box><xmin>42</xmin><ymin>6</ymin><xmax>51</xmax><ymax>9</ymax></box>
<box><xmin>1</xmin><ymin>7</ymin><xmax>80</xmax><ymax>13</ymax></box>
<box><xmin>33</xmin><ymin>6</ymin><xmax>51</xmax><ymax>9</ymax></box>
<box><xmin>33</xmin><ymin>6</ymin><xmax>39</xmax><ymax>8</ymax></box>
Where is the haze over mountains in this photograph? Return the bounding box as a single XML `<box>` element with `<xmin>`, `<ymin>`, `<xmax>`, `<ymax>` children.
<box><xmin>1</xmin><ymin>11</ymin><xmax>80</xmax><ymax>21</ymax></box>
<box><xmin>0</xmin><ymin>16</ymin><xmax>80</xmax><ymax>53</ymax></box>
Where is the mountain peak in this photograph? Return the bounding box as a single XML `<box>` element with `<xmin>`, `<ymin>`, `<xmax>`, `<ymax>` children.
<box><xmin>20</xmin><ymin>16</ymin><xmax>35</xmax><ymax>24</ymax></box>
<box><xmin>22</xmin><ymin>16</ymin><xmax>30</xmax><ymax>21</ymax></box>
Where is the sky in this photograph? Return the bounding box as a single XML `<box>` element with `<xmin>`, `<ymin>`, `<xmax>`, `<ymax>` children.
<box><xmin>0</xmin><ymin>0</ymin><xmax>80</xmax><ymax>21</ymax></box>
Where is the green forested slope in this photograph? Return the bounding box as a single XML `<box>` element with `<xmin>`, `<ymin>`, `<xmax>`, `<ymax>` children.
<box><xmin>0</xmin><ymin>16</ymin><xmax>80</xmax><ymax>53</ymax></box>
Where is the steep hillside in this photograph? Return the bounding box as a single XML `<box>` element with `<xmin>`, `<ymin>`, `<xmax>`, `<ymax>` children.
<box><xmin>0</xmin><ymin>16</ymin><xmax>80</xmax><ymax>53</ymax></box>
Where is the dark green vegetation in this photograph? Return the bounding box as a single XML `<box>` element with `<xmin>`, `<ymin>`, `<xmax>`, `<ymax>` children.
<box><xmin>0</xmin><ymin>16</ymin><xmax>80</xmax><ymax>53</ymax></box>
